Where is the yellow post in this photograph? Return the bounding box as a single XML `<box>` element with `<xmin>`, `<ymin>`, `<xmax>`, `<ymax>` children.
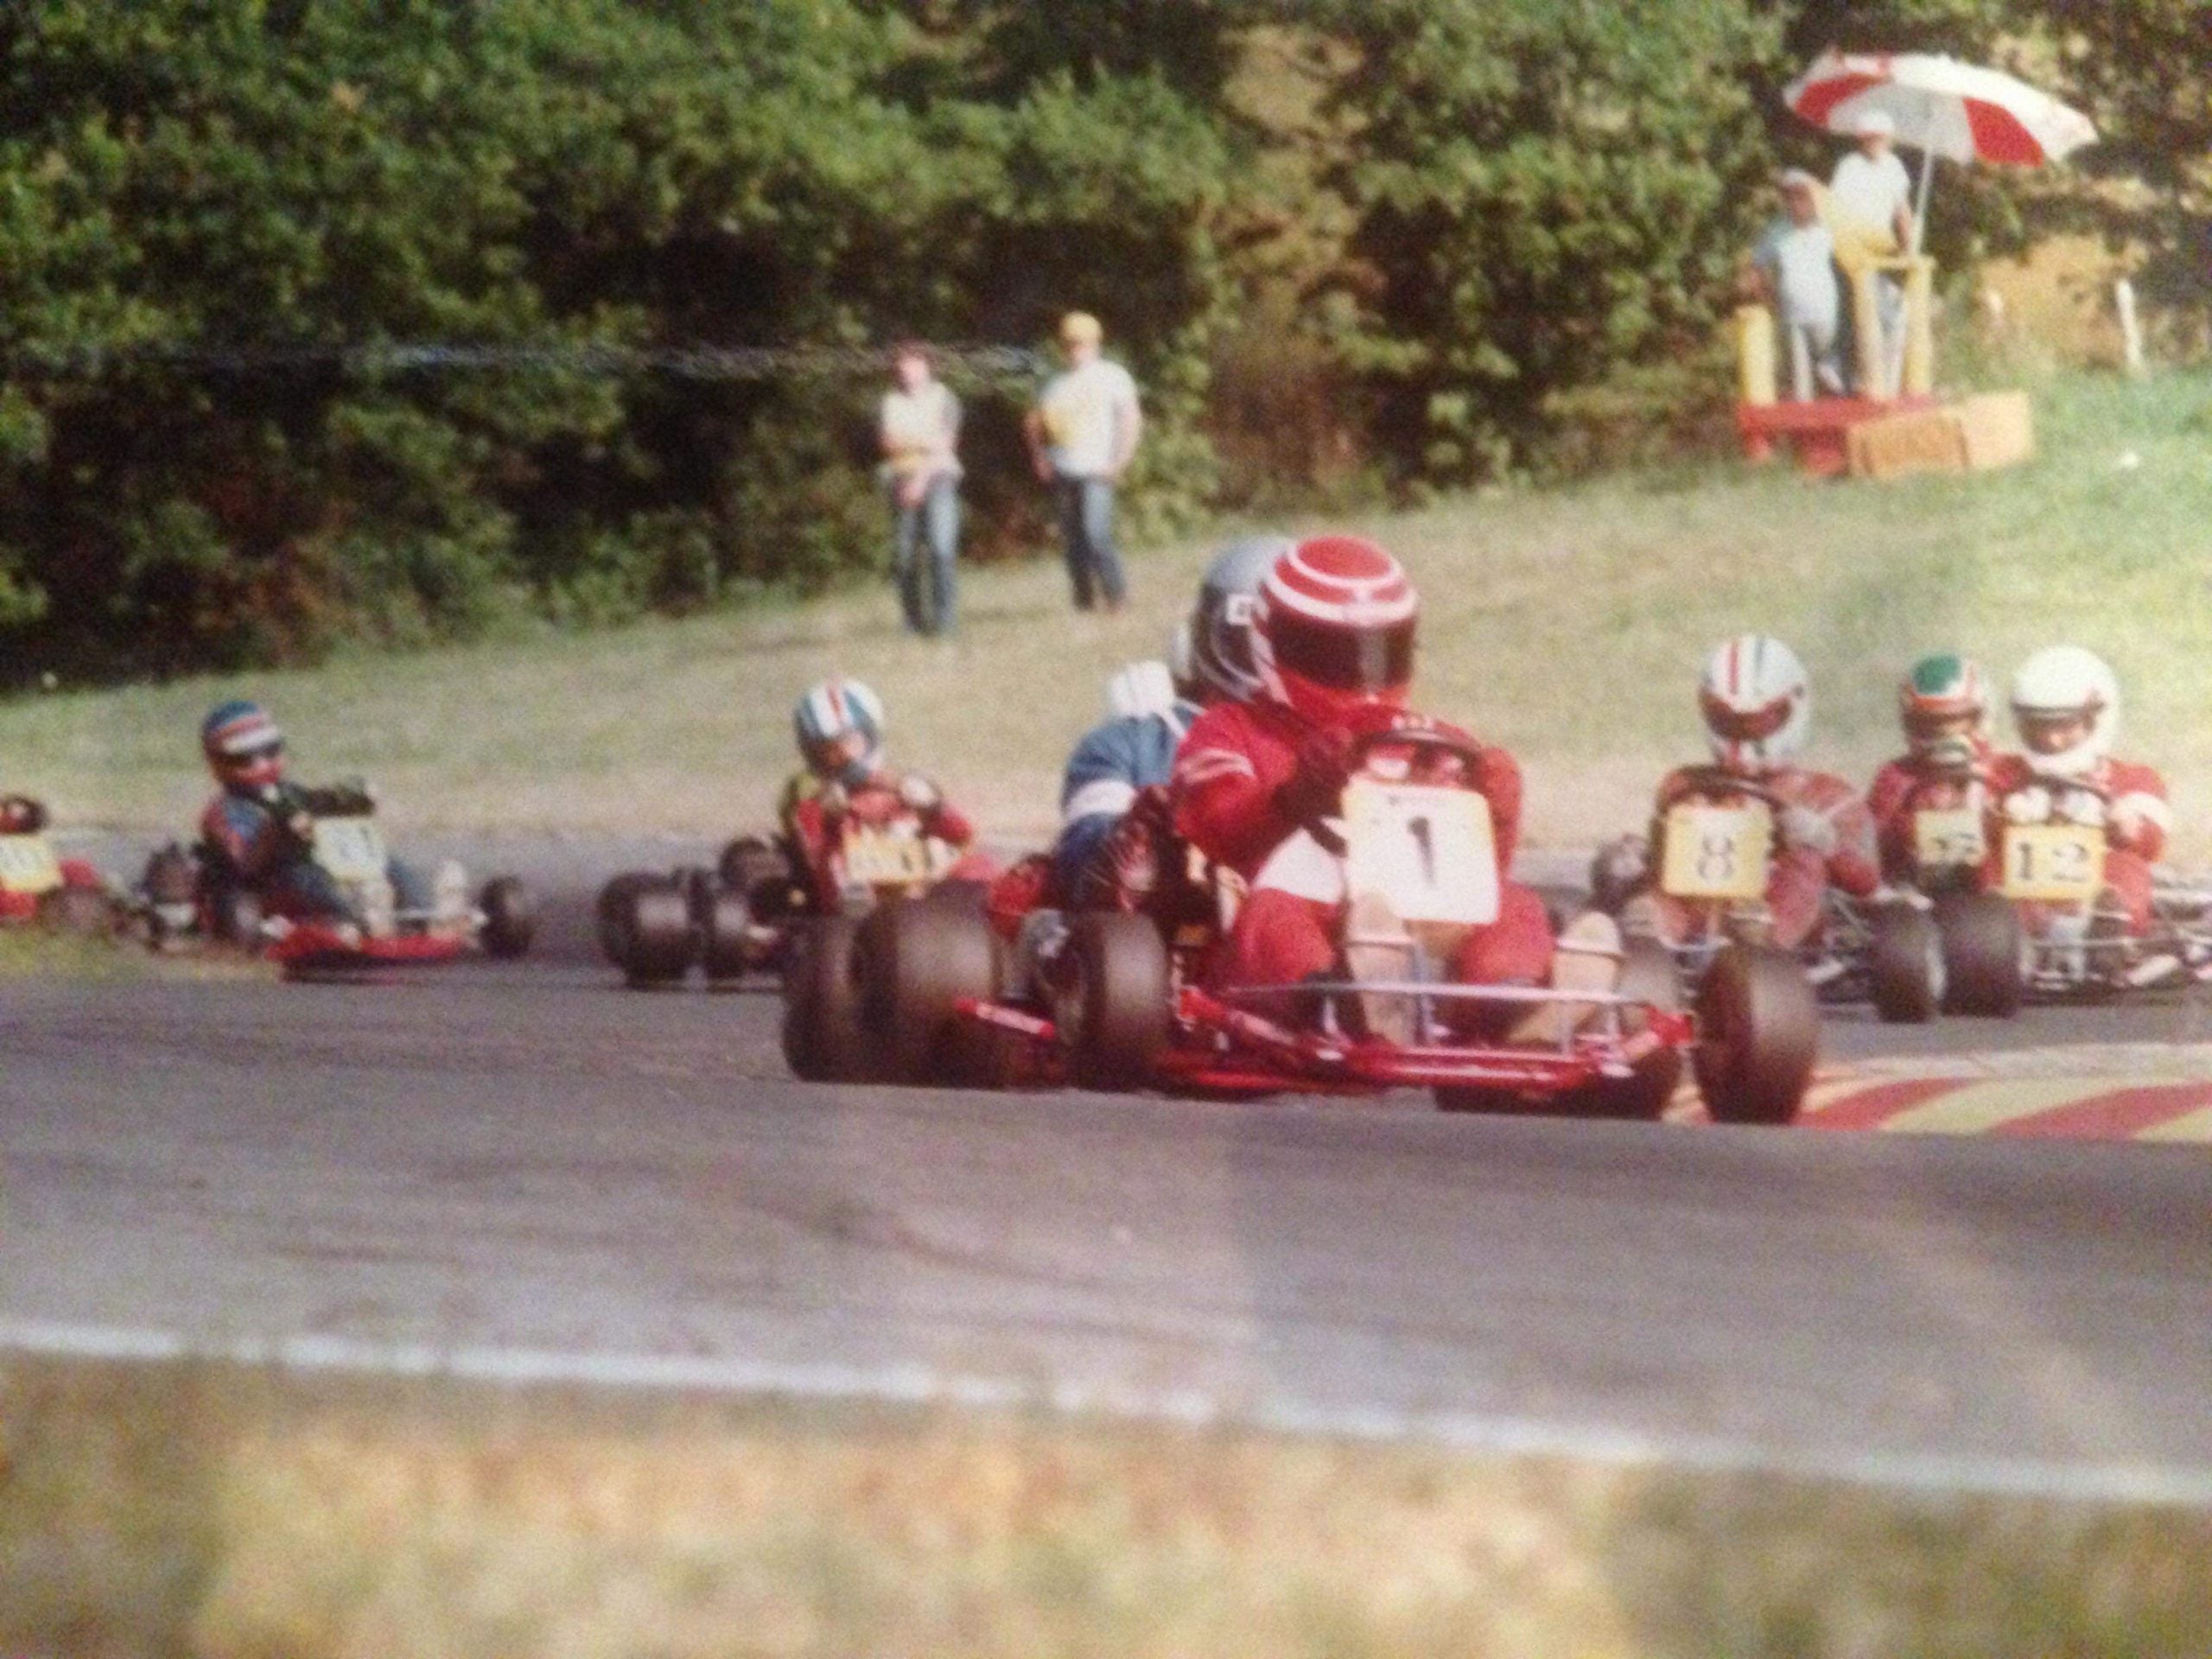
<box><xmin>1847</xmin><ymin>260</ymin><xmax>1885</xmax><ymax>399</ymax></box>
<box><xmin>1736</xmin><ymin>303</ymin><xmax>1777</xmax><ymax>406</ymax></box>
<box><xmin>1901</xmin><ymin>255</ymin><xmax>1935</xmax><ymax>397</ymax></box>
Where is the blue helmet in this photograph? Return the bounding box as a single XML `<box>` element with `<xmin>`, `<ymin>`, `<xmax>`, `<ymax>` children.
<box><xmin>792</xmin><ymin>677</ymin><xmax>885</xmax><ymax>787</ymax></box>
<box><xmin>200</xmin><ymin>699</ymin><xmax>286</xmax><ymax>783</ymax></box>
<box><xmin>1173</xmin><ymin>534</ymin><xmax>1291</xmax><ymax>704</ymax></box>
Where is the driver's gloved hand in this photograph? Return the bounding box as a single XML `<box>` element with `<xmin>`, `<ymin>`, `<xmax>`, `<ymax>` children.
<box><xmin>1274</xmin><ymin>727</ymin><xmax>1357</xmax><ymax>825</ymax></box>
<box><xmin>1777</xmin><ymin>804</ymin><xmax>1837</xmax><ymax>857</ymax></box>
<box><xmin>257</xmin><ymin>784</ymin><xmax>316</xmax><ymax>845</ymax></box>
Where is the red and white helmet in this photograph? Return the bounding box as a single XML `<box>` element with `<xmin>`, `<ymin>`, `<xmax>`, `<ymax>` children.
<box><xmin>1699</xmin><ymin>633</ymin><xmax>1809</xmax><ymax>773</ymax></box>
<box><xmin>2010</xmin><ymin>645</ymin><xmax>2119</xmax><ymax>780</ymax></box>
<box><xmin>1249</xmin><ymin>535</ymin><xmax>1417</xmax><ymax>725</ymax></box>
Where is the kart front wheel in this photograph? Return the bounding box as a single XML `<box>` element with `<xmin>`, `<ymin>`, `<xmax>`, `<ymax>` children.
<box><xmin>698</xmin><ymin>885</ymin><xmax>755</xmax><ymax>982</ymax></box>
<box><xmin>479</xmin><ymin>875</ymin><xmax>536</xmax><ymax>959</ymax></box>
<box><xmin>1065</xmin><ymin>912</ymin><xmax>1171</xmax><ymax>1093</ymax></box>
<box><xmin>619</xmin><ymin>880</ymin><xmax>695</xmax><ymax>987</ymax></box>
<box><xmin>594</xmin><ymin>872</ymin><xmax>657</xmax><ymax>966</ymax></box>
<box><xmin>212</xmin><ymin>887</ymin><xmax>264</xmax><ymax>949</ymax></box>
<box><xmin>1936</xmin><ymin>893</ymin><xmax>2024</xmax><ymax>1018</ymax></box>
<box><xmin>1694</xmin><ymin>945</ymin><xmax>1818</xmax><ymax>1126</ymax></box>
<box><xmin>781</xmin><ymin>918</ymin><xmax>871</xmax><ymax>1082</ymax></box>
<box><xmin>1867</xmin><ymin>903</ymin><xmax>1942</xmax><ymax>1024</ymax></box>
<box><xmin>861</xmin><ymin>899</ymin><xmax>998</xmax><ymax>1085</ymax></box>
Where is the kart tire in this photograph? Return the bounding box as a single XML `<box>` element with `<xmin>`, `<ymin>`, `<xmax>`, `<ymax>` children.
<box><xmin>1935</xmin><ymin>893</ymin><xmax>2024</xmax><ymax>1018</ymax></box>
<box><xmin>861</xmin><ymin>899</ymin><xmax>998</xmax><ymax>1084</ymax></box>
<box><xmin>1065</xmin><ymin>912</ymin><xmax>1172</xmax><ymax>1093</ymax></box>
<box><xmin>594</xmin><ymin>871</ymin><xmax>658</xmax><ymax>966</ymax></box>
<box><xmin>699</xmin><ymin>886</ymin><xmax>754</xmax><ymax>982</ymax></box>
<box><xmin>479</xmin><ymin>875</ymin><xmax>536</xmax><ymax>959</ymax></box>
<box><xmin>719</xmin><ymin>836</ymin><xmax>790</xmax><ymax>907</ymax></box>
<box><xmin>1867</xmin><ymin>903</ymin><xmax>1942</xmax><ymax>1025</ymax></box>
<box><xmin>1580</xmin><ymin>936</ymin><xmax>1686</xmax><ymax>1121</ymax></box>
<box><xmin>621</xmin><ymin>880</ymin><xmax>696</xmax><ymax>987</ymax></box>
<box><xmin>212</xmin><ymin>887</ymin><xmax>264</xmax><ymax>949</ymax></box>
<box><xmin>1694</xmin><ymin>944</ymin><xmax>1818</xmax><ymax>1126</ymax></box>
<box><xmin>781</xmin><ymin>918</ymin><xmax>871</xmax><ymax>1082</ymax></box>
<box><xmin>39</xmin><ymin>884</ymin><xmax>111</xmax><ymax>938</ymax></box>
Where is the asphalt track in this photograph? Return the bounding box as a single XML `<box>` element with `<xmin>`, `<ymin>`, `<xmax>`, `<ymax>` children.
<box><xmin>5</xmin><ymin>837</ymin><xmax>2210</xmax><ymax>1503</ymax></box>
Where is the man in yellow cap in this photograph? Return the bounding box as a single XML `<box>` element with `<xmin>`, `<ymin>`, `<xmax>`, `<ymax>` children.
<box><xmin>1025</xmin><ymin>310</ymin><xmax>1142</xmax><ymax>612</ymax></box>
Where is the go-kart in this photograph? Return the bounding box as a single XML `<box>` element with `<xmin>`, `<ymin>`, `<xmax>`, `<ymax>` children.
<box><xmin>601</xmin><ymin>794</ymin><xmax>989</xmax><ymax>990</ymax></box>
<box><xmin>0</xmin><ymin>800</ymin><xmax>116</xmax><ymax>935</ymax></box>
<box><xmin>1600</xmin><ymin>765</ymin><xmax>2018</xmax><ymax>1024</ymax></box>
<box><xmin>136</xmin><ymin>785</ymin><xmax>533</xmax><ymax>970</ymax></box>
<box><xmin>787</xmin><ymin>729</ymin><xmax>1820</xmax><ymax>1124</ymax></box>
<box><xmin>1984</xmin><ymin>780</ymin><xmax>2212</xmax><ymax>998</ymax></box>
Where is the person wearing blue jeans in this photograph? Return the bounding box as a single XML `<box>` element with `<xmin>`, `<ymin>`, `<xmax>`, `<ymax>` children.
<box><xmin>1027</xmin><ymin>311</ymin><xmax>1142</xmax><ymax>613</ymax></box>
<box><xmin>878</xmin><ymin>341</ymin><xmax>963</xmax><ymax>635</ymax></box>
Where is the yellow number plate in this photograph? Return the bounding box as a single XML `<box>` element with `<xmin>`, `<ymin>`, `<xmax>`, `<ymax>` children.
<box><xmin>0</xmin><ymin>833</ymin><xmax>63</xmax><ymax>896</ymax></box>
<box><xmin>1659</xmin><ymin>802</ymin><xmax>1772</xmax><ymax>900</ymax></box>
<box><xmin>2000</xmin><ymin>824</ymin><xmax>2105</xmax><ymax>902</ymax></box>
<box><xmin>312</xmin><ymin>817</ymin><xmax>389</xmax><ymax>883</ymax></box>
<box><xmin>842</xmin><ymin>828</ymin><xmax>948</xmax><ymax>888</ymax></box>
<box><xmin>1342</xmin><ymin>779</ymin><xmax>1499</xmax><ymax>926</ymax></box>
<box><xmin>1911</xmin><ymin>807</ymin><xmax>1986</xmax><ymax>869</ymax></box>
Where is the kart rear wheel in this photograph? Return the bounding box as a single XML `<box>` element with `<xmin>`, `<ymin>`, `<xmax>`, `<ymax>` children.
<box><xmin>781</xmin><ymin>918</ymin><xmax>871</xmax><ymax>1082</ymax></box>
<box><xmin>719</xmin><ymin>836</ymin><xmax>790</xmax><ymax>905</ymax></box>
<box><xmin>861</xmin><ymin>899</ymin><xmax>999</xmax><ymax>1084</ymax></box>
<box><xmin>1936</xmin><ymin>893</ymin><xmax>2024</xmax><ymax>1018</ymax></box>
<box><xmin>1867</xmin><ymin>903</ymin><xmax>1942</xmax><ymax>1024</ymax></box>
<box><xmin>620</xmin><ymin>880</ymin><xmax>695</xmax><ymax>987</ymax></box>
<box><xmin>479</xmin><ymin>875</ymin><xmax>536</xmax><ymax>959</ymax></box>
<box><xmin>1694</xmin><ymin>944</ymin><xmax>1818</xmax><ymax>1126</ymax></box>
<box><xmin>39</xmin><ymin>884</ymin><xmax>111</xmax><ymax>938</ymax></box>
<box><xmin>1065</xmin><ymin>912</ymin><xmax>1172</xmax><ymax>1093</ymax></box>
<box><xmin>1578</xmin><ymin>936</ymin><xmax>1686</xmax><ymax>1121</ymax></box>
<box><xmin>594</xmin><ymin>872</ymin><xmax>657</xmax><ymax>966</ymax></box>
<box><xmin>699</xmin><ymin>886</ymin><xmax>754</xmax><ymax>982</ymax></box>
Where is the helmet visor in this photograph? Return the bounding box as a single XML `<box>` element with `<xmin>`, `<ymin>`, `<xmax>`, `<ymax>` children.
<box><xmin>221</xmin><ymin>739</ymin><xmax>283</xmax><ymax>767</ymax></box>
<box><xmin>2018</xmin><ymin>709</ymin><xmax>2092</xmax><ymax>755</ymax></box>
<box><xmin>1269</xmin><ymin>611</ymin><xmax>1414</xmax><ymax>694</ymax></box>
<box><xmin>1700</xmin><ymin>690</ymin><xmax>1794</xmax><ymax>744</ymax></box>
<box><xmin>1903</xmin><ymin>706</ymin><xmax>1977</xmax><ymax>742</ymax></box>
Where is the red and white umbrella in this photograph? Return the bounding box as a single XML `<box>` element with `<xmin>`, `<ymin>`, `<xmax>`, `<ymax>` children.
<box><xmin>1784</xmin><ymin>48</ymin><xmax>2099</xmax><ymax>252</ymax></box>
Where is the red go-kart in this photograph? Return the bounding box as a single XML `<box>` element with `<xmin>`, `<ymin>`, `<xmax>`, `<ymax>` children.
<box><xmin>785</xmin><ymin>730</ymin><xmax>1819</xmax><ymax>1123</ymax></box>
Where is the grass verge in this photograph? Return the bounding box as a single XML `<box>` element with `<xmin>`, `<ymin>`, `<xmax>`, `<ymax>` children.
<box><xmin>3</xmin><ymin>1354</ymin><xmax>2208</xmax><ymax>1659</ymax></box>
<box><xmin>5</xmin><ymin>368</ymin><xmax>2209</xmax><ymax>856</ymax></box>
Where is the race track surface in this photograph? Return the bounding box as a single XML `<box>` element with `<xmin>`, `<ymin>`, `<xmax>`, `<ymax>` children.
<box><xmin>8</xmin><ymin>844</ymin><xmax>2212</xmax><ymax>1504</ymax></box>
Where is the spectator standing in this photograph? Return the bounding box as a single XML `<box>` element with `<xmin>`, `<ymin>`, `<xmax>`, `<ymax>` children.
<box><xmin>1026</xmin><ymin>311</ymin><xmax>1142</xmax><ymax>613</ymax></box>
<box><xmin>1827</xmin><ymin>109</ymin><xmax>1916</xmax><ymax>394</ymax></box>
<box><xmin>1751</xmin><ymin>169</ymin><xmax>1845</xmax><ymax>400</ymax></box>
<box><xmin>878</xmin><ymin>341</ymin><xmax>963</xmax><ymax>636</ymax></box>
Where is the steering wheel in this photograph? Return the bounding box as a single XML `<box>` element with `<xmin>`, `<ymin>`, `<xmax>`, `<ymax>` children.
<box><xmin>1667</xmin><ymin>763</ymin><xmax>1789</xmax><ymax>810</ymax></box>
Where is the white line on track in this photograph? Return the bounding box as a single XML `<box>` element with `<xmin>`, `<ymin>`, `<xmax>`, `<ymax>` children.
<box><xmin>7</xmin><ymin>1315</ymin><xmax>2209</xmax><ymax>1510</ymax></box>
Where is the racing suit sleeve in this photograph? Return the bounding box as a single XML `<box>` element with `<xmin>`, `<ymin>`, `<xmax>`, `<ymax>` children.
<box><xmin>1815</xmin><ymin>778</ymin><xmax>1881</xmax><ymax>898</ymax></box>
<box><xmin>2106</xmin><ymin>761</ymin><xmax>2170</xmax><ymax>863</ymax></box>
<box><xmin>1171</xmin><ymin>712</ymin><xmax>1287</xmax><ymax>875</ymax></box>
<box><xmin>1473</xmin><ymin>743</ymin><xmax>1523</xmax><ymax>874</ymax></box>
<box><xmin>1865</xmin><ymin>760</ymin><xmax>1919</xmax><ymax>880</ymax></box>
<box><xmin>200</xmin><ymin>792</ymin><xmax>284</xmax><ymax>880</ymax></box>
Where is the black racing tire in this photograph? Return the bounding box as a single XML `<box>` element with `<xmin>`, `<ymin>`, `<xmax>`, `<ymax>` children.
<box><xmin>478</xmin><ymin>875</ymin><xmax>536</xmax><ymax>959</ymax></box>
<box><xmin>1577</xmin><ymin>936</ymin><xmax>1687</xmax><ymax>1121</ymax></box>
<box><xmin>719</xmin><ymin>836</ymin><xmax>791</xmax><ymax>904</ymax></box>
<box><xmin>212</xmin><ymin>887</ymin><xmax>264</xmax><ymax>949</ymax></box>
<box><xmin>1064</xmin><ymin>912</ymin><xmax>1173</xmax><ymax>1093</ymax></box>
<box><xmin>39</xmin><ymin>884</ymin><xmax>112</xmax><ymax>938</ymax></box>
<box><xmin>594</xmin><ymin>871</ymin><xmax>658</xmax><ymax>966</ymax></box>
<box><xmin>1935</xmin><ymin>892</ymin><xmax>2024</xmax><ymax>1018</ymax></box>
<box><xmin>1867</xmin><ymin>903</ymin><xmax>1942</xmax><ymax>1025</ymax></box>
<box><xmin>861</xmin><ymin>899</ymin><xmax>999</xmax><ymax>1084</ymax></box>
<box><xmin>1694</xmin><ymin>944</ymin><xmax>1819</xmax><ymax>1126</ymax></box>
<box><xmin>620</xmin><ymin>880</ymin><xmax>696</xmax><ymax>987</ymax></box>
<box><xmin>781</xmin><ymin>918</ymin><xmax>872</xmax><ymax>1082</ymax></box>
<box><xmin>699</xmin><ymin>886</ymin><xmax>754</xmax><ymax>982</ymax></box>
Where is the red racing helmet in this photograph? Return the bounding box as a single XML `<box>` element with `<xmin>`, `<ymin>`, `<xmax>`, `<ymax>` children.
<box><xmin>1250</xmin><ymin>536</ymin><xmax>1418</xmax><ymax>725</ymax></box>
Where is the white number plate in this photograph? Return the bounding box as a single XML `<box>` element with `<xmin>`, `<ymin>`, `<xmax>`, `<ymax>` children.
<box><xmin>1659</xmin><ymin>802</ymin><xmax>1772</xmax><ymax>900</ymax></box>
<box><xmin>1912</xmin><ymin>807</ymin><xmax>1986</xmax><ymax>868</ymax></box>
<box><xmin>842</xmin><ymin>828</ymin><xmax>952</xmax><ymax>888</ymax></box>
<box><xmin>0</xmin><ymin>833</ymin><xmax>63</xmax><ymax>895</ymax></box>
<box><xmin>2000</xmin><ymin>824</ymin><xmax>2104</xmax><ymax>902</ymax></box>
<box><xmin>312</xmin><ymin>817</ymin><xmax>389</xmax><ymax>883</ymax></box>
<box><xmin>1342</xmin><ymin>779</ymin><xmax>1499</xmax><ymax>926</ymax></box>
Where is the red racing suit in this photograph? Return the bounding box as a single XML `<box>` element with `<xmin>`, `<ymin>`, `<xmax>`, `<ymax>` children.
<box><xmin>1171</xmin><ymin>697</ymin><xmax>1552</xmax><ymax>991</ymax></box>
<box><xmin>1983</xmin><ymin>753</ymin><xmax>2168</xmax><ymax>935</ymax></box>
<box><xmin>1865</xmin><ymin>747</ymin><xmax>2009</xmax><ymax>888</ymax></box>
<box><xmin>780</xmin><ymin>767</ymin><xmax>982</xmax><ymax>915</ymax></box>
<box><xmin>1639</xmin><ymin>765</ymin><xmax>1878</xmax><ymax>950</ymax></box>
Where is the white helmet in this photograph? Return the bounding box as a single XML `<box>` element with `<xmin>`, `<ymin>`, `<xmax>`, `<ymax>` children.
<box><xmin>1698</xmin><ymin>633</ymin><xmax>1809</xmax><ymax>772</ymax></box>
<box><xmin>2010</xmin><ymin>645</ymin><xmax>2120</xmax><ymax>780</ymax></box>
<box><xmin>792</xmin><ymin>677</ymin><xmax>886</xmax><ymax>787</ymax></box>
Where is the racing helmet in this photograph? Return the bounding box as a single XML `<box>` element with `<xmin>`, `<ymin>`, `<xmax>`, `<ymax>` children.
<box><xmin>1698</xmin><ymin>633</ymin><xmax>1809</xmax><ymax>773</ymax></box>
<box><xmin>1172</xmin><ymin>533</ymin><xmax>1292</xmax><ymax>704</ymax></box>
<box><xmin>200</xmin><ymin>698</ymin><xmax>286</xmax><ymax>788</ymax></box>
<box><xmin>1897</xmin><ymin>653</ymin><xmax>1988</xmax><ymax>772</ymax></box>
<box><xmin>2010</xmin><ymin>645</ymin><xmax>2119</xmax><ymax>780</ymax></box>
<box><xmin>792</xmin><ymin>677</ymin><xmax>885</xmax><ymax>788</ymax></box>
<box><xmin>1249</xmin><ymin>535</ymin><xmax>1417</xmax><ymax>725</ymax></box>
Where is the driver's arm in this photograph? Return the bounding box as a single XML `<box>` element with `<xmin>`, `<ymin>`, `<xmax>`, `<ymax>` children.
<box><xmin>1474</xmin><ymin>744</ymin><xmax>1523</xmax><ymax>872</ymax></box>
<box><xmin>1172</xmin><ymin>740</ymin><xmax>1282</xmax><ymax>874</ymax></box>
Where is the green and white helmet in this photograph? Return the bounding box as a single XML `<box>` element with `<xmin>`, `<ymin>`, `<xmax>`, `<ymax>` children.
<box><xmin>1898</xmin><ymin>653</ymin><xmax>1988</xmax><ymax>768</ymax></box>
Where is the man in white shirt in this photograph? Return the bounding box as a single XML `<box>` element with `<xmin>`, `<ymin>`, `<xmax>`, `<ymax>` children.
<box><xmin>1025</xmin><ymin>311</ymin><xmax>1142</xmax><ymax>613</ymax></box>
<box><xmin>1751</xmin><ymin>170</ymin><xmax>1845</xmax><ymax>399</ymax></box>
<box><xmin>1827</xmin><ymin>109</ymin><xmax>1916</xmax><ymax>394</ymax></box>
<box><xmin>878</xmin><ymin>341</ymin><xmax>963</xmax><ymax>635</ymax></box>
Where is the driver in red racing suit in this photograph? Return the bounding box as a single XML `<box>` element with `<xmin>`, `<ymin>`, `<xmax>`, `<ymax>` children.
<box><xmin>1170</xmin><ymin>535</ymin><xmax>1554</xmax><ymax>997</ymax></box>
